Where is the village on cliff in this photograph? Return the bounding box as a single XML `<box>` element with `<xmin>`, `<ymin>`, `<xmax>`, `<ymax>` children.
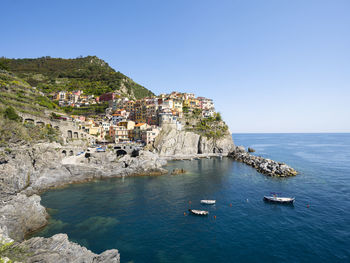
<box><xmin>49</xmin><ymin>90</ymin><xmax>216</xmax><ymax>146</ymax></box>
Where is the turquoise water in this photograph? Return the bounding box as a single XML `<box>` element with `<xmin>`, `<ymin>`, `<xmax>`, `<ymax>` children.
<box><xmin>34</xmin><ymin>134</ymin><xmax>350</xmax><ymax>262</ymax></box>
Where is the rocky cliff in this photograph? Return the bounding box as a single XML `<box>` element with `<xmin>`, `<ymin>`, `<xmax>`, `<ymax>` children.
<box><xmin>152</xmin><ymin>126</ymin><xmax>235</xmax><ymax>156</ymax></box>
<box><xmin>0</xmin><ymin>143</ymin><xmax>167</xmax><ymax>262</ymax></box>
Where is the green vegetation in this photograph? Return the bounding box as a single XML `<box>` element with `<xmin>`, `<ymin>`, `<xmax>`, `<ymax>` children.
<box><xmin>0</xmin><ymin>241</ymin><xmax>30</xmax><ymax>262</ymax></box>
<box><xmin>185</xmin><ymin>112</ymin><xmax>229</xmax><ymax>139</ymax></box>
<box><xmin>0</xmin><ymin>107</ymin><xmax>62</xmax><ymax>146</ymax></box>
<box><xmin>0</xmin><ymin>71</ymin><xmax>60</xmax><ymax>116</ymax></box>
<box><xmin>182</xmin><ymin>106</ymin><xmax>189</xmax><ymax>113</ymax></box>
<box><xmin>62</xmin><ymin>102</ymin><xmax>108</xmax><ymax>116</ymax></box>
<box><xmin>0</xmin><ymin>57</ymin><xmax>10</xmax><ymax>71</ymax></box>
<box><xmin>105</xmin><ymin>134</ymin><xmax>113</xmax><ymax>142</ymax></box>
<box><xmin>35</xmin><ymin>96</ymin><xmax>57</xmax><ymax>110</ymax></box>
<box><xmin>3</xmin><ymin>107</ymin><xmax>20</xmax><ymax>121</ymax></box>
<box><xmin>1</xmin><ymin>56</ymin><xmax>154</xmax><ymax>99</ymax></box>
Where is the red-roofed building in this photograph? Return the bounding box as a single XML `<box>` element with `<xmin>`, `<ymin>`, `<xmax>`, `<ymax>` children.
<box><xmin>99</xmin><ymin>92</ymin><xmax>115</xmax><ymax>102</ymax></box>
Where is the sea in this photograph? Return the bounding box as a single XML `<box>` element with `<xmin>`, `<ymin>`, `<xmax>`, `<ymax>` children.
<box><xmin>32</xmin><ymin>133</ymin><xmax>350</xmax><ymax>263</ymax></box>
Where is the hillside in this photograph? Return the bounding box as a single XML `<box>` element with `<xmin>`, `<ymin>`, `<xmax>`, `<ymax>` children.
<box><xmin>0</xmin><ymin>70</ymin><xmax>61</xmax><ymax>146</ymax></box>
<box><xmin>0</xmin><ymin>70</ymin><xmax>59</xmax><ymax>116</ymax></box>
<box><xmin>0</xmin><ymin>56</ymin><xmax>154</xmax><ymax>100</ymax></box>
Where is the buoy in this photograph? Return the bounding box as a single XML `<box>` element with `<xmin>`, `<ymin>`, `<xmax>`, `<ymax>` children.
<box><xmin>230</xmin><ymin>203</ymin><xmax>232</xmax><ymax>207</ymax></box>
<box><xmin>184</xmin><ymin>212</ymin><xmax>186</xmax><ymax>216</ymax></box>
<box><xmin>307</xmin><ymin>204</ymin><xmax>310</xmax><ymax>208</ymax></box>
<box><xmin>214</xmin><ymin>215</ymin><xmax>216</xmax><ymax>219</ymax></box>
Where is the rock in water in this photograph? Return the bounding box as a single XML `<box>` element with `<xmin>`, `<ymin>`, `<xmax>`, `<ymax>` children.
<box><xmin>171</xmin><ymin>168</ymin><xmax>187</xmax><ymax>175</ymax></box>
<box><xmin>248</xmin><ymin>147</ymin><xmax>255</xmax><ymax>153</ymax></box>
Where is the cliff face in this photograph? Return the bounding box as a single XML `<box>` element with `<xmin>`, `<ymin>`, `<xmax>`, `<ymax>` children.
<box><xmin>153</xmin><ymin>126</ymin><xmax>234</xmax><ymax>156</ymax></box>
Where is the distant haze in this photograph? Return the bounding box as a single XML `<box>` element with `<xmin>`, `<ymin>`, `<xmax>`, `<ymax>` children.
<box><xmin>1</xmin><ymin>0</ymin><xmax>349</xmax><ymax>132</ymax></box>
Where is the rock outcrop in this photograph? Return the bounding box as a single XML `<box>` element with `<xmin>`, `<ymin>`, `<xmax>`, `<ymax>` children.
<box><xmin>248</xmin><ymin>147</ymin><xmax>255</xmax><ymax>153</ymax></box>
<box><xmin>0</xmin><ymin>194</ymin><xmax>47</xmax><ymax>241</ymax></box>
<box><xmin>0</xmin><ymin>142</ymin><xmax>167</xmax><ymax>262</ymax></box>
<box><xmin>170</xmin><ymin>168</ymin><xmax>186</xmax><ymax>175</ymax></box>
<box><xmin>152</xmin><ymin>127</ymin><xmax>235</xmax><ymax>156</ymax></box>
<box><xmin>229</xmin><ymin>146</ymin><xmax>298</xmax><ymax>177</ymax></box>
<box><xmin>16</xmin><ymin>234</ymin><xmax>120</xmax><ymax>263</ymax></box>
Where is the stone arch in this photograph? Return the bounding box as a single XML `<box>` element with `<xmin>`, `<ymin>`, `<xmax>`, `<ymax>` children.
<box><xmin>131</xmin><ymin>149</ymin><xmax>139</xmax><ymax>157</ymax></box>
<box><xmin>74</xmin><ymin>132</ymin><xmax>78</xmax><ymax>139</ymax></box>
<box><xmin>62</xmin><ymin>150</ymin><xmax>67</xmax><ymax>156</ymax></box>
<box><xmin>116</xmin><ymin>150</ymin><xmax>127</xmax><ymax>157</ymax></box>
<box><xmin>69</xmin><ymin>150</ymin><xmax>74</xmax><ymax>156</ymax></box>
<box><xmin>24</xmin><ymin>118</ymin><xmax>34</xmax><ymax>123</ymax></box>
<box><xmin>67</xmin><ymin>130</ymin><xmax>72</xmax><ymax>139</ymax></box>
<box><xmin>36</xmin><ymin>121</ymin><xmax>45</xmax><ymax>126</ymax></box>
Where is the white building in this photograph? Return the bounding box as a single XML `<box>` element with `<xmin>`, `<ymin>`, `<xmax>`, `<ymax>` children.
<box><xmin>141</xmin><ymin>126</ymin><xmax>161</xmax><ymax>145</ymax></box>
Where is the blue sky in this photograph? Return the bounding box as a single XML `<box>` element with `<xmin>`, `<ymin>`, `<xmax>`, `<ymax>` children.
<box><xmin>2</xmin><ymin>0</ymin><xmax>349</xmax><ymax>132</ymax></box>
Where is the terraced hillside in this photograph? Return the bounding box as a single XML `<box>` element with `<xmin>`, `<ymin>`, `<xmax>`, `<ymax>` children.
<box><xmin>0</xmin><ymin>70</ymin><xmax>61</xmax><ymax>146</ymax></box>
<box><xmin>0</xmin><ymin>70</ymin><xmax>59</xmax><ymax>117</ymax></box>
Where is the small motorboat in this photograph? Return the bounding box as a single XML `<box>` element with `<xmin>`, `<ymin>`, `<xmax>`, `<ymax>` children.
<box><xmin>188</xmin><ymin>209</ymin><xmax>209</xmax><ymax>216</ymax></box>
<box><xmin>200</xmin><ymin>200</ymin><xmax>216</xmax><ymax>205</ymax></box>
<box><xmin>264</xmin><ymin>194</ymin><xmax>295</xmax><ymax>204</ymax></box>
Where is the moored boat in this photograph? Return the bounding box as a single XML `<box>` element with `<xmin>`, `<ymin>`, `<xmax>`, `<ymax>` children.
<box><xmin>188</xmin><ymin>209</ymin><xmax>209</xmax><ymax>216</ymax></box>
<box><xmin>263</xmin><ymin>195</ymin><xmax>295</xmax><ymax>204</ymax></box>
<box><xmin>200</xmin><ymin>200</ymin><xmax>216</xmax><ymax>205</ymax></box>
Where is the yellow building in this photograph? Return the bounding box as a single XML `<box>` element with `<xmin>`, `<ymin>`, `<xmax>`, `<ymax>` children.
<box><xmin>118</xmin><ymin>120</ymin><xmax>136</xmax><ymax>130</ymax></box>
<box><xmin>173</xmin><ymin>100</ymin><xmax>183</xmax><ymax>112</ymax></box>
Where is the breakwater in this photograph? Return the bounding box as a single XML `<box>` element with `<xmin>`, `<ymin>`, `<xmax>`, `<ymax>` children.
<box><xmin>228</xmin><ymin>146</ymin><xmax>298</xmax><ymax>177</ymax></box>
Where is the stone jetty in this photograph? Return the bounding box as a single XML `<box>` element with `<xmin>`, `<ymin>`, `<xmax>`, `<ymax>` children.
<box><xmin>229</xmin><ymin>146</ymin><xmax>298</xmax><ymax>177</ymax></box>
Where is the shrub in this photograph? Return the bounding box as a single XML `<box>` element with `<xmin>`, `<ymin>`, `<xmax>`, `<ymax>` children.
<box><xmin>4</xmin><ymin>148</ymin><xmax>11</xmax><ymax>154</ymax></box>
<box><xmin>3</xmin><ymin>107</ymin><xmax>20</xmax><ymax>122</ymax></box>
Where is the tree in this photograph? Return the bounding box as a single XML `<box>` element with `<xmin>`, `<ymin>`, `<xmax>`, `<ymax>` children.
<box><xmin>0</xmin><ymin>57</ymin><xmax>10</xmax><ymax>70</ymax></box>
<box><xmin>105</xmin><ymin>134</ymin><xmax>113</xmax><ymax>142</ymax></box>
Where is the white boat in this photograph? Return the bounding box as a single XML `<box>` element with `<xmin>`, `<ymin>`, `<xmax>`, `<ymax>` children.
<box><xmin>264</xmin><ymin>195</ymin><xmax>295</xmax><ymax>204</ymax></box>
<box><xmin>200</xmin><ymin>200</ymin><xmax>216</xmax><ymax>205</ymax></box>
<box><xmin>188</xmin><ymin>209</ymin><xmax>209</xmax><ymax>216</ymax></box>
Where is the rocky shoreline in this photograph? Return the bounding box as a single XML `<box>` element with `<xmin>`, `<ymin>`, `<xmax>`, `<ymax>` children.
<box><xmin>228</xmin><ymin>146</ymin><xmax>298</xmax><ymax>177</ymax></box>
<box><xmin>0</xmin><ymin>142</ymin><xmax>168</xmax><ymax>263</ymax></box>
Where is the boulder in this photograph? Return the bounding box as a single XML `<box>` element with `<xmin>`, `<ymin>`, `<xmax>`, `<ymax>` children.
<box><xmin>171</xmin><ymin>168</ymin><xmax>187</xmax><ymax>175</ymax></box>
<box><xmin>248</xmin><ymin>147</ymin><xmax>255</xmax><ymax>153</ymax></box>
<box><xmin>0</xmin><ymin>194</ymin><xmax>47</xmax><ymax>241</ymax></box>
<box><xmin>235</xmin><ymin>146</ymin><xmax>246</xmax><ymax>153</ymax></box>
